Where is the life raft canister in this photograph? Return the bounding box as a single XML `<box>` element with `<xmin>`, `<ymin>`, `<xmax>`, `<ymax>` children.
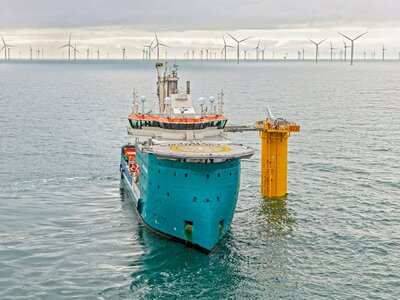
<box><xmin>133</xmin><ymin>164</ymin><xmax>140</xmax><ymax>183</ymax></box>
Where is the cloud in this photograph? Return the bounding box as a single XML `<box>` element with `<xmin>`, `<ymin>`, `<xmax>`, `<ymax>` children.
<box><xmin>1</xmin><ymin>0</ymin><xmax>400</xmax><ymax>31</ymax></box>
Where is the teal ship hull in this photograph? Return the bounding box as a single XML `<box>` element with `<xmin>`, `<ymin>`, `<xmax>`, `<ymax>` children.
<box><xmin>120</xmin><ymin>144</ymin><xmax>241</xmax><ymax>252</ymax></box>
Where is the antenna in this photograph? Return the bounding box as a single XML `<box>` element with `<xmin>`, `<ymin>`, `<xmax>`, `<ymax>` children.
<box><xmin>227</xmin><ymin>33</ymin><xmax>252</xmax><ymax>64</ymax></box>
<box><xmin>338</xmin><ymin>31</ymin><xmax>368</xmax><ymax>65</ymax></box>
<box><xmin>308</xmin><ymin>38</ymin><xmax>326</xmax><ymax>63</ymax></box>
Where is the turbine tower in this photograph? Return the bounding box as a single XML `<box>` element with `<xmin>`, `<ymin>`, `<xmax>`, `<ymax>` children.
<box><xmin>86</xmin><ymin>48</ymin><xmax>90</xmax><ymax>60</ymax></box>
<box><xmin>338</xmin><ymin>31</ymin><xmax>368</xmax><ymax>65</ymax></box>
<box><xmin>59</xmin><ymin>33</ymin><xmax>75</xmax><ymax>60</ymax></box>
<box><xmin>73</xmin><ymin>43</ymin><xmax>79</xmax><ymax>60</ymax></box>
<box><xmin>382</xmin><ymin>45</ymin><xmax>387</xmax><ymax>60</ymax></box>
<box><xmin>227</xmin><ymin>33</ymin><xmax>252</xmax><ymax>64</ymax></box>
<box><xmin>221</xmin><ymin>35</ymin><xmax>234</xmax><ymax>62</ymax></box>
<box><xmin>122</xmin><ymin>45</ymin><xmax>126</xmax><ymax>60</ymax></box>
<box><xmin>29</xmin><ymin>44</ymin><xmax>33</xmax><ymax>60</ymax></box>
<box><xmin>329</xmin><ymin>42</ymin><xmax>336</xmax><ymax>61</ymax></box>
<box><xmin>153</xmin><ymin>33</ymin><xmax>170</xmax><ymax>61</ymax></box>
<box><xmin>308</xmin><ymin>39</ymin><xmax>326</xmax><ymax>63</ymax></box>
<box><xmin>96</xmin><ymin>50</ymin><xmax>100</xmax><ymax>60</ymax></box>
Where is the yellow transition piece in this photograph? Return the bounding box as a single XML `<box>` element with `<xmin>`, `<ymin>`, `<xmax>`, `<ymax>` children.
<box><xmin>255</xmin><ymin>119</ymin><xmax>300</xmax><ymax>198</ymax></box>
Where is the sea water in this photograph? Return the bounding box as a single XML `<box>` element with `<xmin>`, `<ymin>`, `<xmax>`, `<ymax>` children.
<box><xmin>0</xmin><ymin>60</ymin><xmax>399</xmax><ymax>299</ymax></box>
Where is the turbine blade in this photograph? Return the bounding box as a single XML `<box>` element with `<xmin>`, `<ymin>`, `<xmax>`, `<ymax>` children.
<box><xmin>1</xmin><ymin>35</ymin><xmax>5</xmax><ymax>45</ymax></box>
<box><xmin>59</xmin><ymin>44</ymin><xmax>69</xmax><ymax>49</ymax></box>
<box><xmin>308</xmin><ymin>39</ymin><xmax>317</xmax><ymax>45</ymax></box>
<box><xmin>227</xmin><ymin>33</ymin><xmax>239</xmax><ymax>43</ymax></box>
<box><xmin>0</xmin><ymin>45</ymin><xmax>5</xmax><ymax>52</ymax></box>
<box><xmin>338</xmin><ymin>32</ymin><xmax>351</xmax><ymax>41</ymax></box>
<box><xmin>154</xmin><ymin>32</ymin><xmax>159</xmax><ymax>43</ymax></box>
<box><xmin>317</xmin><ymin>38</ymin><xmax>327</xmax><ymax>45</ymax></box>
<box><xmin>239</xmin><ymin>36</ymin><xmax>252</xmax><ymax>43</ymax></box>
<box><xmin>353</xmin><ymin>31</ymin><xmax>368</xmax><ymax>41</ymax></box>
<box><xmin>159</xmin><ymin>43</ymin><xmax>171</xmax><ymax>48</ymax></box>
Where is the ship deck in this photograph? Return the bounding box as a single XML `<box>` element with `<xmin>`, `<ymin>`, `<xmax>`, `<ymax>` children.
<box><xmin>140</xmin><ymin>143</ymin><xmax>254</xmax><ymax>159</ymax></box>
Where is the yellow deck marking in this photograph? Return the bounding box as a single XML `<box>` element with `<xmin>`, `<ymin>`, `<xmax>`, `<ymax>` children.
<box><xmin>170</xmin><ymin>144</ymin><xmax>231</xmax><ymax>153</ymax></box>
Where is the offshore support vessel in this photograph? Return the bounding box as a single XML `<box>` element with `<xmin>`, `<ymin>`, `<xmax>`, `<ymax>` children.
<box><xmin>120</xmin><ymin>62</ymin><xmax>254</xmax><ymax>252</ymax></box>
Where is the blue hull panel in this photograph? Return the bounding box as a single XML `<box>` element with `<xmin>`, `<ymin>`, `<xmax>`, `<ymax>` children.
<box><xmin>120</xmin><ymin>145</ymin><xmax>241</xmax><ymax>252</ymax></box>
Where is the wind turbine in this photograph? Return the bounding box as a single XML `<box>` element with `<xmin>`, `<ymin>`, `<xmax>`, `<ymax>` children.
<box><xmin>329</xmin><ymin>42</ymin><xmax>336</xmax><ymax>61</ymax></box>
<box><xmin>261</xmin><ymin>47</ymin><xmax>265</xmax><ymax>60</ymax></box>
<box><xmin>29</xmin><ymin>44</ymin><xmax>33</xmax><ymax>60</ymax></box>
<box><xmin>1</xmin><ymin>35</ymin><xmax>15</xmax><ymax>60</ymax></box>
<box><xmin>253</xmin><ymin>40</ymin><xmax>261</xmax><ymax>61</ymax></box>
<box><xmin>122</xmin><ymin>45</ymin><xmax>126</xmax><ymax>60</ymax></box>
<box><xmin>144</xmin><ymin>39</ymin><xmax>154</xmax><ymax>60</ymax></box>
<box><xmin>338</xmin><ymin>31</ymin><xmax>368</xmax><ymax>65</ymax></box>
<box><xmin>96</xmin><ymin>50</ymin><xmax>100</xmax><ymax>60</ymax></box>
<box><xmin>152</xmin><ymin>33</ymin><xmax>170</xmax><ymax>61</ymax></box>
<box><xmin>302</xmin><ymin>47</ymin><xmax>305</xmax><ymax>60</ymax></box>
<box><xmin>86</xmin><ymin>48</ymin><xmax>90</xmax><ymax>60</ymax></box>
<box><xmin>308</xmin><ymin>39</ymin><xmax>326</xmax><ymax>63</ymax></box>
<box><xmin>227</xmin><ymin>33</ymin><xmax>252</xmax><ymax>64</ymax></box>
<box><xmin>382</xmin><ymin>45</ymin><xmax>387</xmax><ymax>60</ymax></box>
<box><xmin>221</xmin><ymin>35</ymin><xmax>234</xmax><ymax>62</ymax></box>
<box><xmin>73</xmin><ymin>43</ymin><xmax>78</xmax><ymax>60</ymax></box>
<box><xmin>142</xmin><ymin>48</ymin><xmax>146</xmax><ymax>60</ymax></box>
<box><xmin>36</xmin><ymin>49</ymin><xmax>40</xmax><ymax>59</ymax></box>
<box><xmin>59</xmin><ymin>34</ymin><xmax>74</xmax><ymax>60</ymax></box>
<box><xmin>343</xmin><ymin>41</ymin><xmax>350</xmax><ymax>62</ymax></box>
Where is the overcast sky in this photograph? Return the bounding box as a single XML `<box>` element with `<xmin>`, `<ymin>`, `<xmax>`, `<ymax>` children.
<box><xmin>1</xmin><ymin>0</ymin><xmax>400</xmax><ymax>59</ymax></box>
